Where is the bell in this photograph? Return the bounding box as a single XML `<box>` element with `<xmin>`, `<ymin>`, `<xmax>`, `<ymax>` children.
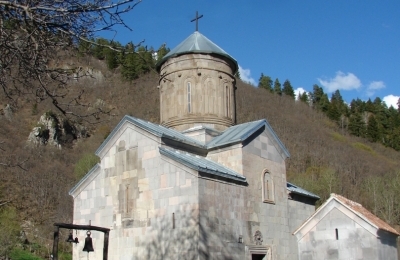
<box><xmin>74</xmin><ymin>237</ymin><xmax>79</xmax><ymax>243</ymax></box>
<box><xmin>82</xmin><ymin>231</ymin><xmax>94</xmax><ymax>252</ymax></box>
<box><xmin>66</xmin><ymin>232</ymin><xmax>75</xmax><ymax>243</ymax></box>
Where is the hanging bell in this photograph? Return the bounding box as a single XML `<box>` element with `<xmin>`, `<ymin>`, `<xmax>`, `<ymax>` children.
<box><xmin>74</xmin><ymin>236</ymin><xmax>79</xmax><ymax>243</ymax></box>
<box><xmin>66</xmin><ymin>232</ymin><xmax>75</xmax><ymax>243</ymax></box>
<box><xmin>82</xmin><ymin>231</ymin><xmax>94</xmax><ymax>252</ymax></box>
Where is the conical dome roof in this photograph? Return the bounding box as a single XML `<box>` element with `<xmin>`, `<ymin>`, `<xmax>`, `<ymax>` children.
<box><xmin>156</xmin><ymin>31</ymin><xmax>238</xmax><ymax>73</ymax></box>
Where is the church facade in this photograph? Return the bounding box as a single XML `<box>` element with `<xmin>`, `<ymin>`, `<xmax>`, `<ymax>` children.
<box><xmin>69</xmin><ymin>31</ymin><xmax>323</xmax><ymax>260</ymax></box>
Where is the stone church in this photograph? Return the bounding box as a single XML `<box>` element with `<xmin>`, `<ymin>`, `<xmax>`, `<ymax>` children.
<box><xmin>69</xmin><ymin>30</ymin><xmax>353</xmax><ymax>259</ymax></box>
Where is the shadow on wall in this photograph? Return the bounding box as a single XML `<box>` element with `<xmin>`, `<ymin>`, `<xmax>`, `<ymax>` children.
<box><xmin>137</xmin><ymin>208</ymin><xmax>245</xmax><ymax>260</ymax></box>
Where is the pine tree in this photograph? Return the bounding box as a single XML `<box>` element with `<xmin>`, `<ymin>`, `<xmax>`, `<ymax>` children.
<box><xmin>104</xmin><ymin>41</ymin><xmax>122</xmax><ymax>70</ymax></box>
<box><xmin>299</xmin><ymin>92</ymin><xmax>309</xmax><ymax>104</ymax></box>
<box><xmin>366</xmin><ymin>115</ymin><xmax>380</xmax><ymax>142</ymax></box>
<box><xmin>348</xmin><ymin>113</ymin><xmax>366</xmax><ymax>137</ymax></box>
<box><xmin>282</xmin><ymin>79</ymin><xmax>295</xmax><ymax>99</ymax></box>
<box><xmin>328</xmin><ymin>90</ymin><xmax>346</xmax><ymax>122</ymax></box>
<box><xmin>258</xmin><ymin>74</ymin><xmax>273</xmax><ymax>92</ymax></box>
<box><xmin>92</xmin><ymin>38</ymin><xmax>110</xmax><ymax>60</ymax></box>
<box><xmin>157</xmin><ymin>44</ymin><xmax>170</xmax><ymax>61</ymax></box>
<box><xmin>273</xmin><ymin>78</ymin><xmax>282</xmax><ymax>96</ymax></box>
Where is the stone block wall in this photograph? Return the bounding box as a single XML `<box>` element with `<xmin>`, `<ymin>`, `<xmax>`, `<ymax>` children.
<box><xmin>287</xmin><ymin>198</ymin><xmax>316</xmax><ymax>260</ymax></box>
<box><xmin>72</xmin><ymin>125</ymin><xmax>201</xmax><ymax>259</ymax></box>
<box><xmin>296</xmin><ymin>205</ymin><xmax>398</xmax><ymax>260</ymax></box>
<box><xmin>198</xmin><ymin>130</ymin><xmax>295</xmax><ymax>259</ymax></box>
<box><xmin>159</xmin><ymin>54</ymin><xmax>236</xmax><ymax>131</ymax></box>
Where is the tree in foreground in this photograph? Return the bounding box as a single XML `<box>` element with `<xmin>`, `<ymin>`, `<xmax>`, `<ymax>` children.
<box><xmin>0</xmin><ymin>0</ymin><xmax>142</xmax><ymax>122</ymax></box>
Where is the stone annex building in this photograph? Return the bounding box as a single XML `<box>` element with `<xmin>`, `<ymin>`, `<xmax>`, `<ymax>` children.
<box><xmin>69</xmin><ymin>30</ymin><xmax>399</xmax><ymax>260</ymax></box>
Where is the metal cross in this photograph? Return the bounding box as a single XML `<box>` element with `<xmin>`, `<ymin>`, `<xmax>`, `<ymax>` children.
<box><xmin>191</xmin><ymin>11</ymin><xmax>203</xmax><ymax>32</ymax></box>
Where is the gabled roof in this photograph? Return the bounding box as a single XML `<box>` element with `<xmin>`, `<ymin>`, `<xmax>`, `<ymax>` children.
<box><xmin>95</xmin><ymin>116</ymin><xmax>206</xmax><ymax>156</ymax></box>
<box><xmin>332</xmin><ymin>194</ymin><xmax>399</xmax><ymax>235</ymax></box>
<box><xmin>159</xmin><ymin>147</ymin><xmax>247</xmax><ymax>183</ymax></box>
<box><xmin>287</xmin><ymin>182</ymin><xmax>320</xmax><ymax>200</ymax></box>
<box><xmin>294</xmin><ymin>193</ymin><xmax>399</xmax><ymax>236</ymax></box>
<box><xmin>156</xmin><ymin>31</ymin><xmax>238</xmax><ymax>73</ymax></box>
<box><xmin>96</xmin><ymin>116</ymin><xmax>290</xmax><ymax>159</ymax></box>
<box><xmin>206</xmin><ymin>119</ymin><xmax>290</xmax><ymax>158</ymax></box>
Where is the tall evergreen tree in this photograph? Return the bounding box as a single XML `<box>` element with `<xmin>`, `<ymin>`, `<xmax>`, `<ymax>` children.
<box><xmin>348</xmin><ymin>113</ymin><xmax>366</xmax><ymax>137</ymax></box>
<box><xmin>273</xmin><ymin>78</ymin><xmax>282</xmax><ymax>96</ymax></box>
<box><xmin>366</xmin><ymin>115</ymin><xmax>380</xmax><ymax>142</ymax></box>
<box><xmin>311</xmin><ymin>85</ymin><xmax>329</xmax><ymax>112</ymax></box>
<box><xmin>258</xmin><ymin>73</ymin><xmax>273</xmax><ymax>92</ymax></box>
<box><xmin>299</xmin><ymin>92</ymin><xmax>309</xmax><ymax>104</ymax></box>
<box><xmin>282</xmin><ymin>79</ymin><xmax>295</xmax><ymax>99</ymax></box>
<box><xmin>157</xmin><ymin>44</ymin><xmax>170</xmax><ymax>61</ymax></box>
<box><xmin>328</xmin><ymin>90</ymin><xmax>346</xmax><ymax>122</ymax></box>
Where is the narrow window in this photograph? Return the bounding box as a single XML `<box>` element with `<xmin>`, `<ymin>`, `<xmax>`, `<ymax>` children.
<box><xmin>226</xmin><ymin>85</ymin><xmax>229</xmax><ymax>117</ymax></box>
<box><xmin>335</xmin><ymin>228</ymin><xmax>339</xmax><ymax>240</ymax></box>
<box><xmin>125</xmin><ymin>185</ymin><xmax>130</xmax><ymax>213</ymax></box>
<box><xmin>263</xmin><ymin>171</ymin><xmax>274</xmax><ymax>203</ymax></box>
<box><xmin>172</xmin><ymin>213</ymin><xmax>175</xmax><ymax>229</ymax></box>
<box><xmin>187</xmin><ymin>82</ymin><xmax>191</xmax><ymax>113</ymax></box>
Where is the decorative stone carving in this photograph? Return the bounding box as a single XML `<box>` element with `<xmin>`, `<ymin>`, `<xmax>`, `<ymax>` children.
<box><xmin>254</xmin><ymin>230</ymin><xmax>263</xmax><ymax>245</ymax></box>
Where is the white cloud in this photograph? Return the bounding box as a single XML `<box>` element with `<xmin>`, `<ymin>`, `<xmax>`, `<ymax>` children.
<box><xmin>294</xmin><ymin>87</ymin><xmax>306</xmax><ymax>100</ymax></box>
<box><xmin>238</xmin><ymin>65</ymin><xmax>256</xmax><ymax>86</ymax></box>
<box><xmin>318</xmin><ymin>71</ymin><xmax>361</xmax><ymax>93</ymax></box>
<box><xmin>366</xmin><ymin>81</ymin><xmax>385</xmax><ymax>97</ymax></box>
<box><xmin>383</xmin><ymin>95</ymin><xmax>399</xmax><ymax>109</ymax></box>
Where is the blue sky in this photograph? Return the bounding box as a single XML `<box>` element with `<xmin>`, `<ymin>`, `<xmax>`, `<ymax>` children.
<box><xmin>100</xmin><ymin>0</ymin><xmax>400</xmax><ymax>108</ymax></box>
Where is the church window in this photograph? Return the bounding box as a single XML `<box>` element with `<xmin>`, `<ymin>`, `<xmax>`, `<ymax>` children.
<box><xmin>226</xmin><ymin>85</ymin><xmax>229</xmax><ymax>117</ymax></box>
<box><xmin>125</xmin><ymin>184</ymin><xmax>130</xmax><ymax>213</ymax></box>
<box><xmin>335</xmin><ymin>228</ymin><xmax>339</xmax><ymax>240</ymax></box>
<box><xmin>187</xmin><ymin>82</ymin><xmax>192</xmax><ymax>113</ymax></box>
<box><xmin>262</xmin><ymin>171</ymin><xmax>274</xmax><ymax>203</ymax></box>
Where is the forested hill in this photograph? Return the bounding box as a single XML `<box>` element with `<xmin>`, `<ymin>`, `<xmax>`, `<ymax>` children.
<box><xmin>1</xmin><ymin>52</ymin><xmax>400</xmax><ymax>258</ymax></box>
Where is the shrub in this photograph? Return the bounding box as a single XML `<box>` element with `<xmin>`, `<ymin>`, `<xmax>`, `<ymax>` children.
<box><xmin>74</xmin><ymin>153</ymin><xmax>100</xmax><ymax>180</ymax></box>
<box><xmin>9</xmin><ymin>248</ymin><xmax>43</xmax><ymax>260</ymax></box>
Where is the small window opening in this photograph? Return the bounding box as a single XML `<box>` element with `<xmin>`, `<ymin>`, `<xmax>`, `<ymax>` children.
<box><xmin>226</xmin><ymin>85</ymin><xmax>229</xmax><ymax>117</ymax></box>
<box><xmin>187</xmin><ymin>82</ymin><xmax>191</xmax><ymax>113</ymax></box>
<box><xmin>172</xmin><ymin>213</ymin><xmax>175</xmax><ymax>229</ymax></box>
<box><xmin>335</xmin><ymin>228</ymin><xmax>339</xmax><ymax>240</ymax></box>
<box><xmin>125</xmin><ymin>185</ymin><xmax>130</xmax><ymax>213</ymax></box>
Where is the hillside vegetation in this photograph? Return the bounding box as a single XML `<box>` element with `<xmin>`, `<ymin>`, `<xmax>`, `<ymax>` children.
<box><xmin>1</xmin><ymin>54</ymin><xmax>400</xmax><ymax>258</ymax></box>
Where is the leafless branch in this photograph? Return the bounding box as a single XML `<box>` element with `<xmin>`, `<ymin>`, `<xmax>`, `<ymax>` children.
<box><xmin>0</xmin><ymin>0</ymin><xmax>142</xmax><ymax>122</ymax></box>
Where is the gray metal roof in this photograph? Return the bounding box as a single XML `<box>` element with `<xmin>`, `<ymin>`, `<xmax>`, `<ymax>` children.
<box><xmin>206</xmin><ymin>119</ymin><xmax>290</xmax><ymax>158</ymax></box>
<box><xmin>287</xmin><ymin>182</ymin><xmax>320</xmax><ymax>200</ymax></box>
<box><xmin>156</xmin><ymin>31</ymin><xmax>238</xmax><ymax>73</ymax></box>
<box><xmin>96</xmin><ymin>116</ymin><xmax>290</xmax><ymax>159</ymax></box>
<box><xmin>95</xmin><ymin>116</ymin><xmax>206</xmax><ymax>156</ymax></box>
<box><xmin>159</xmin><ymin>147</ymin><xmax>247</xmax><ymax>183</ymax></box>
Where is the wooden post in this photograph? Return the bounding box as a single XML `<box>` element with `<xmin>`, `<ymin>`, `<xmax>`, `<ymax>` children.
<box><xmin>52</xmin><ymin>226</ymin><xmax>59</xmax><ymax>260</ymax></box>
<box><xmin>103</xmin><ymin>231</ymin><xmax>109</xmax><ymax>260</ymax></box>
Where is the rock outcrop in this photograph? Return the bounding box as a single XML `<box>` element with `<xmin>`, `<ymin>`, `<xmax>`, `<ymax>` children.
<box><xmin>27</xmin><ymin>111</ymin><xmax>88</xmax><ymax>148</ymax></box>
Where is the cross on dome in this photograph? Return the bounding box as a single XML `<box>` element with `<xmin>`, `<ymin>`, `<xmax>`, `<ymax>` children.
<box><xmin>190</xmin><ymin>11</ymin><xmax>203</xmax><ymax>32</ymax></box>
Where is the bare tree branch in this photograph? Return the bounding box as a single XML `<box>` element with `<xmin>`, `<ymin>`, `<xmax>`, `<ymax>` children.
<box><xmin>0</xmin><ymin>0</ymin><xmax>142</xmax><ymax>122</ymax></box>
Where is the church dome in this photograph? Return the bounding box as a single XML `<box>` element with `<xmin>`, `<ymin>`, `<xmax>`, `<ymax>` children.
<box><xmin>156</xmin><ymin>31</ymin><xmax>238</xmax><ymax>73</ymax></box>
<box><xmin>157</xmin><ymin>31</ymin><xmax>238</xmax><ymax>132</ymax></box>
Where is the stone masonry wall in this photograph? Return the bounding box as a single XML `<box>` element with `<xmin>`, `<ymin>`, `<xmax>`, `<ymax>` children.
<box><xmin>296</xmin><ymin>207</ymin><xmax>393</xmax><ymax>260</ymax></box>
<box><xmin>159</xmin><ymin>54</ymin><xmax>235</xmax><ymax>131</ymax></box>
<box><xmin>72</xmin><ymin>124</ymin><xmax>200</xmax><ymax>259</ymax></box>
<box><xmin>199</xmin><ymin>130</ymin><xmax>294</xmax><ymax>259</ymax></box>
<box><xmin>287</xmin><ymin>198</ymin><xmax>316</xmax><ymax>260</ymax></box>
